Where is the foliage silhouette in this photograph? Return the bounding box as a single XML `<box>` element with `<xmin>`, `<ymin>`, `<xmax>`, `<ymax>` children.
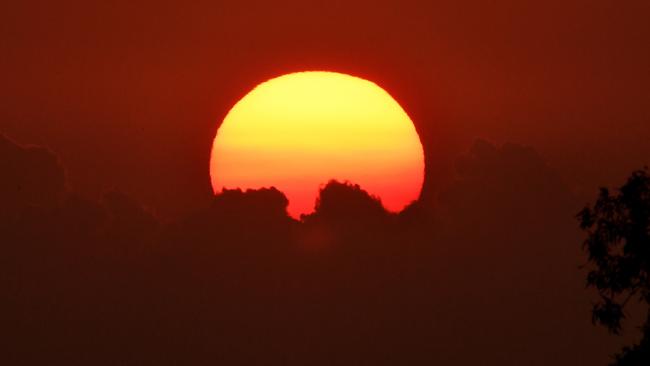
<box><xmin>301</xmin><ymin>180</ymin><xmax>393</xmax><ymax>235</ymax></box>
<box><xmin>0</xmin><ymin>136</ymin><xmax>616</xmax><ymax>366</ymax></box>
<box><xmin>0</xmin><ymin>134</ymin><xmax>65</xmax><ymax>219</ymax></box>
<box><xmin>579</xmin><ymin>168</ymin><xmax>650</xmax><ymax>365</ymax></box>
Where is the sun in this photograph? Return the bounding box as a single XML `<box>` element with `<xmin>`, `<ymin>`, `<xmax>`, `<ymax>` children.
<box><xmin>210</xmin><ymin>71</ymin><xmax>424</xmax><ymax>218</ymax></box>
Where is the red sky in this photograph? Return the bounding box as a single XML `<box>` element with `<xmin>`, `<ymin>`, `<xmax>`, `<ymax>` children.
<box><xmin>1</xmin><ymin>0</ymin><xmax>649</xmax><ymax>217</ymax></box>
<box><xmin>2</xmin><ymin>2</ymin><xmax>650</xmax><ymax>364</ymax></box>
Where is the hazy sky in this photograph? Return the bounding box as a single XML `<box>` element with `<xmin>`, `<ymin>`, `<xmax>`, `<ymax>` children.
<box><xmin>2</xmin><ymin>3</ymin><xmax>649</xmax><ymax>364</ymax></box>
<box><xmin>1</xmin><ymin>0</ymin><xmax>648</xmax><ymax>216</ymax></box>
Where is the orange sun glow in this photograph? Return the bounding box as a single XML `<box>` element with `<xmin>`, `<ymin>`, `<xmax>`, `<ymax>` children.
<box><xmin>210</xmin><ymin>71</ymin><xmax>424</xmax><ymax>218</ymax></box>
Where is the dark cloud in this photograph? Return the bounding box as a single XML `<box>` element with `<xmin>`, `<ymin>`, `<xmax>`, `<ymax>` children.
<box><xmin>0</xmin><ymin>136</ymin><xmax>624</xmax><ymax>365</ymax></box>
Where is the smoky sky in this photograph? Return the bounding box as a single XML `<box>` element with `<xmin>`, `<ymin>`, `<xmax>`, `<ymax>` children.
<box><xmin>0</xmin><ymin>133</ymin><xmax>638</xmax><ymax>365</ymax></box>
<box><xmin>1</xmin><ymin>0</ymin><xmax>648</xmax><ymax>217</ymax></box>
<box><xmin>1</xmin><ymin>1</ymin><xmax>648</xmax><ymax>364</ymax></box>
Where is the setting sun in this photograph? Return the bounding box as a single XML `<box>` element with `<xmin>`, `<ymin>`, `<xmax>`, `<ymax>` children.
<box><xmin>210</xmin><ymin>71</ymin><xmax>424</xmax><ymax>218</ymax></box>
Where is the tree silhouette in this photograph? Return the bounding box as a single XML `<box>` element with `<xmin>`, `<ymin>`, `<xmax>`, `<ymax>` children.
<box><xmin>578</xmin><ymin>168</ymin><xmax>650</xmax><ymax>365</ymax></box>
